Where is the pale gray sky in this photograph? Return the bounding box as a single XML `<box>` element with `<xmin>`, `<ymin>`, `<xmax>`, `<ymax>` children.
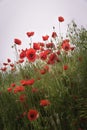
<box><xmin>0</xmin><ymin>0</ymin><xmax>87</xmax><ymax>65</ymax></box>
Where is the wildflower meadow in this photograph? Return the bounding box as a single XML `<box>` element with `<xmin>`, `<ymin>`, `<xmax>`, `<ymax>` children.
<box><xmin>0</xmin><ymin>16</ymin><xmax>87</xmax><ymax>130</ymax></box>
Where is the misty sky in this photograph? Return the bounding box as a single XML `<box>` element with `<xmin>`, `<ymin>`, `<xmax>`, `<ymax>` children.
<box><xmin>0</xmin><ymin>0</ymin><xmax>87</xmax><ymax>66</ymax></box>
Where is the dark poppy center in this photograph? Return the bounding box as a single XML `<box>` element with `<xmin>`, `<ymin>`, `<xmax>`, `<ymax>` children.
<box><xmin>65</xmin><ymin>46</ymin><xmax>69</xmax><ymax>50</ymax></box>
<box><xmin>30</xmin><ymin>114</ymin><xmax>35</xmax><ymax>118</ymax></box>
<box><xmin>30</xmin><ymin>53</ymin><xmax>34</xmax><ymax>58</ymax></box>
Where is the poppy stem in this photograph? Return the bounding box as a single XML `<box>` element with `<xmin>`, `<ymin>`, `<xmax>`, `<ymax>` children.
<box><xmin>14</xmin><ymin>44</ymin><xmax>19</xmax><ymax>61</ymax></box>
<box><xmin>59</xmin><ymin>22</ymin><xmax>62</xmax><ymax>41</ymax></box>
<box><xmin>29</xmin><ymin>37</ymin><xmax>32</xmax><ymax>48</ymax></box>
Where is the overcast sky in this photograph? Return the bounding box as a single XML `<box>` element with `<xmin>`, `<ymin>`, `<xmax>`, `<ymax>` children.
<box><xmin>0</xmin><ymin>0</ymin><xmax>87</xmax><ymax>65</ymax></box>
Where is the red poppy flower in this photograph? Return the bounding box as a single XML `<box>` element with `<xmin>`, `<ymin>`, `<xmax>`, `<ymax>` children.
<box><xmin>26</xmin><ymin>32</ymin><xmax>34</xmax><ymax>37</ymax></box>
<box><xmin>33</xmin><ymin>43</ymin><xmax>40</xmax><ymax>50</ymax></box>
<box><xmin>52</xmin><ymin>32</ymin><xmax>57</xmax><ymax>38</ymax></box>
<box><xmin>63</xmin><ymin>65</ymin><xmax>68</xmax><ymax>70</ymax></box>
<box><xmin>14</xmin><ymin>38</ymin><xmax>21</xmax><ymax>45</ymax></box>
<box><xmin>19</xmin><ymin>94</ymin><xmax>26</xmax><ymax>102</ymax></box>
<box><xmin>40</xmin><ymin>47</ymin><xmax>44</xmax><ymax>51</ymax></box>
<box><xmin>57</xmin><ymin>50</ymin><xmax>61</xmax><ymax>55</ymax></box>
<box><xmin>11</xmin><ymin>83</ymin><xmax>16</xmax><ymax>87</ymax></box>
<box><xmin>7</xmin><ymin>58</ymin><xmax>11</xmax><ymax>63</ymax></box>
<box><xmin>40</xmin><ymin>99</ymin><xmax>50</xmax><ymax>106</ymax></box>
<box><xmin>3</xmin><ymin>63</ymin><xmax>8</xmax><ymax>66</ymax></box>
<box><xmin>28</xmin><ymin>109</ymin><xmax>39</xmax><ymax>121</ymax></box>
<box><xmin>26</xmin><ymin>48</ymin><xmax>36</xmax><ymax>62</ymax></box>
<box><xmin>20</xmin><ymin>49</ymin><xmax>26</xmax><ymax>59</ymax></box>
<box><xmin>10</xmin><ymin>63</ymin><xmax>14</xmax><ymax>67</ymax></box>
<box><xmin>61</xmin><ymin>40</ymin><xmax>70</xmax><ymax>51</ymax></box>
<box><xmin>40</xmin><ymin>69</ymin><xmax>46</xmax><ymax>74</ymax></box>
<box><xmin>45</xmin><ymin>49</ymin><xmax>52</xmax><ymax>55</ymax></box>
<box><xmin>20</xmin><ymin>79</ymin><xmax>35</xmax><ymax>86</ymax></box>
<box><xmin>40</xmin><ymin>51</ymin><xmax>47</xmax><ymax>60</ymax></box>
<box><xmin>42</xmin><ymin>35</ymin><xmax>49</xmax><ymax>41</ymax></box>
<box><xmin>58</xmin><ymin>16</ymin><xmax>64</xmax><ymax>22</ymax></box>
<box><xmin>62</xmin><ymin>42</ymin><xmax>70</xmax><ymax>51</ymax></box>
<box><xmin>47</xmin><ymin>53</ymin><xmax>58</xmax><ymax>64</ymax></box>
<box><xmin>39</xmin><ymin>42</ymin><xmax>45</xmax><ymax>47</ymax></box>
<box><xmin>14</xmin><ymin>86</ymin><xmax>25</xmax><ymax>94</ymax></box>
<box><xmin>7</xmin><ymin>87</ymin><xmax>12</xmax><ymax>92</ymax></box>
<box><xmin>46</xmin><ymin>43</ymin><xmax>54</xmax><ymax>48</ymax></box>
<box><xmin>1</xmin><ymin>67</ymin><xmax>7</xmax><ymax>72</ymax></box>
<box><xmin>18</xmin><ymin>59</ymin><xmax>24</xmax><ymax>63</ymax></box>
